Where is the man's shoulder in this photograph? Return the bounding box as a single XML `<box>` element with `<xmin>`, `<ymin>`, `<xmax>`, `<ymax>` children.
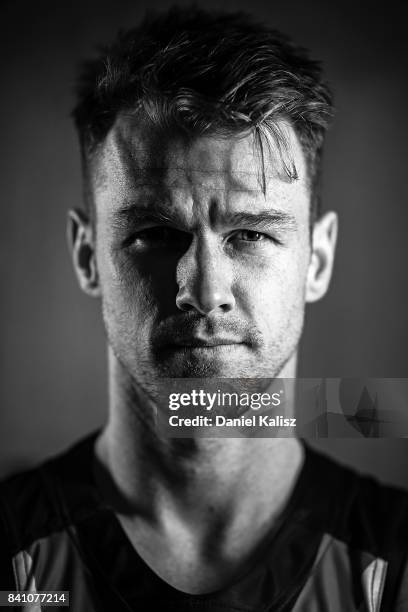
<box><xmin>302</xmin><ymin>444</ymin><xmax>408</xmax><ymax>559</ymax></box>
<box><xmin>296</xmin><ymin>445</ymin><xmax>408</xmax><ymax>610</ymax></box>
<box><xmin>0</xmin><ymin>432</ymin><xmax>100</xmax><ymax>555</ymax></box>
<box><xmin>0</xmin><ymin>432</ymin><xmax>116</xmax><ymax>603</ymax></box>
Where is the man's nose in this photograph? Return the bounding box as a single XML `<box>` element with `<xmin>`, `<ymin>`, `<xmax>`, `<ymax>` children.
<box><xmin>175</xmin><ymin>236</ymin><xmax>235</xmax><ymax>315</ymax></box>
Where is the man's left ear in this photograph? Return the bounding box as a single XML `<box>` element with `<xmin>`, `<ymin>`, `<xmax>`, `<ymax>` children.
<box><xmin>306</xmin><ymin>211</ymin><xmax>338</xmax><ymax>303</ymax></box>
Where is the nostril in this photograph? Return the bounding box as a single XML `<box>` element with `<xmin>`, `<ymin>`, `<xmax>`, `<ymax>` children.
<box><xmin>220</xmin><ymin>302</ymin><xmax>234</xmax><ymax>313</ymax></box>
<box><xmin>178</xmin><ymin>302</ymin><xmax>195</xmax><ymax>313</ymax></box>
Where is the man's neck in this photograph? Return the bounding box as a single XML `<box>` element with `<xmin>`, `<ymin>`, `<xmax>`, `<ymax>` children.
<box><xmin>96</xmin><ymin>351</ymin><xmax>303</xmax><ymax>533</ymax></box>
<box><xmin>93</xmin><ymin>352</ymin><xmax>304</xmax><ymax>592</ymax></box>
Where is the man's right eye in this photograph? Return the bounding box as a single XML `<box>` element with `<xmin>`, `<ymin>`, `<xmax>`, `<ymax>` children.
<box><xmin>131</xmin><ymin>227</ymin><xmax>190</xmax><ymax>250</ymax></box>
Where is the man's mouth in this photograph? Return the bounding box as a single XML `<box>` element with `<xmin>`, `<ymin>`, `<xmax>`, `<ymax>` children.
<box><xmin>171</xmin><ymin>337</ymin><xmax>245</xmax><ymax>348</ymax></box>
<box><xmin>151</xmin><ymin>315</ymin><xmax>263</xmax><ymax>353</ymax></box>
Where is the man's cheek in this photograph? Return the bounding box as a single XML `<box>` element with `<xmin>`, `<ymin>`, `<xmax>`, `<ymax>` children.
<box><xmin>100</xmin><ymin>266</ymin><xmax>157</xmax><ymax>327</ymax></box>
<box><xmin>255</xmin><ymin>271</ymin><xmax>305</xmax><ymax>320</ymax></box>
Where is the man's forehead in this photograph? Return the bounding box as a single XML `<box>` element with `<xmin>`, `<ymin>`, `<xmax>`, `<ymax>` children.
<box><xmin>94</xmin><ymin>114</ymin><xmax>308</xmax><ymax>196</ymax></box>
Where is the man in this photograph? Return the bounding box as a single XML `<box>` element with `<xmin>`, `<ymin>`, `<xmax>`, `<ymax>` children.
<box><xmin>0</xmin><ymin>7</ymin><xmax>407</xmax><ymax>611</ymax></box>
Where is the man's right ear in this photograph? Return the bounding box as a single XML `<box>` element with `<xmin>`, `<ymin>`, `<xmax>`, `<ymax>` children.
<box><xmin>67</xmin><ymin>209</ymin><xmax>100</xmax><ymax>297</ymax></box>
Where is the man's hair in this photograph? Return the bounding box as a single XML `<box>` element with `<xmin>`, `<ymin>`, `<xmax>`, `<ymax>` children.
<box><xmin>72</xmin><ymin>7</ymin><xmax>333</xmax><ymax>220</ymax></box>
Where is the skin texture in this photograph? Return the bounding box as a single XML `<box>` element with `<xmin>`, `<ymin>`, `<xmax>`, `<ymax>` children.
<box><xmin>81</xmin><ymin>118</ymin><xmax>325</xmax><ymax>382</ymax></box>
<box><xmin>68</xmin><ymin>117</ymin><xmax>338</xmax><ymax>593</ymax></box>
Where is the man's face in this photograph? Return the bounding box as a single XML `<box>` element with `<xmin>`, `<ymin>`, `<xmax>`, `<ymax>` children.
<box><xmin>89</xmin><ymin>118</ymin><xmax>312</xmax><ymax>382</ymax></box>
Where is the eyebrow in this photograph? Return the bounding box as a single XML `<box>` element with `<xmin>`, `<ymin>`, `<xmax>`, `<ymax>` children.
<box><xmin>218</xmin><ymin>210</ymin><xmax>297</xmax><ymax>231</ymax></box>
<box><xmin>111</xmin><ymin>205</ymin><xmax>178</xmax><ymax>229</ymax></box>
<box><xmin>111</xmin><ymin>204</ymin><xmax>297</xmax><ymax>232</ymax></box>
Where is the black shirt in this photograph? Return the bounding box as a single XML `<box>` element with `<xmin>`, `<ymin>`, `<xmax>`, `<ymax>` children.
<box><xmin>0</xmin><ymin>434</ymin><xmax>407</xmax><ymax>611</ymax></box>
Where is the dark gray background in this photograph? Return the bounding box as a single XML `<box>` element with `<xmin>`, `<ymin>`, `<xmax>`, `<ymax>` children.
<box><xmin>1</xmin><ymin>0</ymin><xmax>407</xmax><ymax>483</ymax></box>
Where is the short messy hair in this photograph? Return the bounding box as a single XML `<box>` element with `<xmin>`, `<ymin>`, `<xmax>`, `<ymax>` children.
<box><xmin>72</xmin><ymin>7</ymin><xmax>333</xmax><ymax>220</ymax></box>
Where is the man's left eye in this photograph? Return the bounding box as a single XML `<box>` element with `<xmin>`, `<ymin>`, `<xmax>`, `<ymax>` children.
<box><xmin>234</xmin><ymin>230</ymin><xmax>266</xmax><ymax>242</ymax></box>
